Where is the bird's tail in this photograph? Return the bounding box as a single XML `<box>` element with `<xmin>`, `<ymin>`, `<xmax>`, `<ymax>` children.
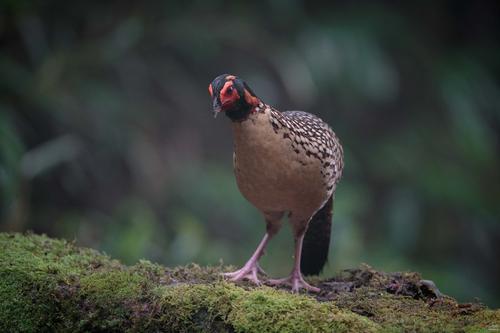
<box><xmin>300</xmin><ymin>194</ymin><xmax>333</xmax><ymax>276</ymax></box>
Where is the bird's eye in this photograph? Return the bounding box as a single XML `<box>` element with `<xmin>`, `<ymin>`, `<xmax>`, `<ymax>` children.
<box><xmin>226</xmin><ymin>86</ymin><xmax>233</xmax><ymax>94</ymax></box>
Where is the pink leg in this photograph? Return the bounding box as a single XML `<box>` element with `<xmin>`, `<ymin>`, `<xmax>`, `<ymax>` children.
<box><xmin>223</xmin><ymin>233</ymin><xmax>271</xmax><ymax>285</ymax></box>
<box><xmin>267</xmin><ymin>233</ymin><xmax>320</xmax><ymax>293</ymax></box>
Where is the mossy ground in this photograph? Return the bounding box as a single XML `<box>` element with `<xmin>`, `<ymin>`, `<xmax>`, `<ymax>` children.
<box><xmin>0</xmin><ymin>232</ymin><xmax>498</xmax><ymax>332</ymax></box>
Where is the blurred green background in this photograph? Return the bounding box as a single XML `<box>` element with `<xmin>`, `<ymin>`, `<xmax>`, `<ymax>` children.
<box><xmin>1</xmin><ymin>1</ymin><xmax>499</xmax><ymax>306</ymax></box>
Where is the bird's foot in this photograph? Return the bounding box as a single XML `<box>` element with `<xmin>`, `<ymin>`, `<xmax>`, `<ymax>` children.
<box><xmin>223</xmin><ymin>261</ymin><xmax>263</xmax><ymax>285</ymax></box>
<box><xmin>256</xmin><ymin>263</ymin><xmax>267</xmax><ymax>275</ymax></box>
<box><xmin>267</xmin><ymin>272</ymin><xmax>320</xmax><ymax>293</ymax></box>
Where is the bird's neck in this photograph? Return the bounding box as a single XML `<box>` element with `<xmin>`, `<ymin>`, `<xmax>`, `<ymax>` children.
<box><xmin>225</xmin><ymin>97</ymin><xmax>263</xmax><ymax>122</ymax></box>
<box><xmin>225</xmin><ymin>107</ymin><xmax>253</xmax><ymax>122</ymax></box>
<box><xmin>230</xmin><ymin>103</ymin><xmax>275</xmax><ymax>144</ymax></box>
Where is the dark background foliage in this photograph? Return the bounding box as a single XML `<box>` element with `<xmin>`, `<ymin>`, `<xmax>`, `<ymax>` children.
<box><xmin>1</xmin><ymin>1</ymin><xmax>499</xmax><ymax>306</ymax></box>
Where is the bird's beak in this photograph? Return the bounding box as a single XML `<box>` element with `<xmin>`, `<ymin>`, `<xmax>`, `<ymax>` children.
<box><xmin>213</xmin><ymin>98</ymin><xmax>222</xmax><ymax>118</ymax></box>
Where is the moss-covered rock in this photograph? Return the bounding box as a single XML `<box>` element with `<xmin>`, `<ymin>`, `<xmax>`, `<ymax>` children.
<box><xmin>0</xmin><ymin>232</ymin><xmax>498</xmax><ymax>332</ymax></box>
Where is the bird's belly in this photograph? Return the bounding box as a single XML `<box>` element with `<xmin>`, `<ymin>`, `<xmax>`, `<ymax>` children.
<box><xmin>234</xmin><ymin>141</ymin><xmax>327</xmax><ymax>214</ymax></box>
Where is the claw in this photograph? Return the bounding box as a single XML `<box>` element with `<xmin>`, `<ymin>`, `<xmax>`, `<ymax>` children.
<box><xmin>267</xmin><ymin>273</ymin><xmax>320</xmax><ymax>293</ymax></box>
<box><xmin>256</xmin><ymin>263</ymin><xmax>267</xmax><ymax>276</ymax></box>
<box><xmin>223</xmin><ymin>262</ymin><xmax>263</xmax><ymax>285</ymax></box>
<box><xmin>222</xmin><ymin>233</ymin><xmax>271</xmax><ymax>286</ymax></box>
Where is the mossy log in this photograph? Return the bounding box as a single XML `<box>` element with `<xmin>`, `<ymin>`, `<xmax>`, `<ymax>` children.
<box><xmin>0</xmin><ymin>233</ymin><xmax>498</xmax><ymax>332</ymax></box>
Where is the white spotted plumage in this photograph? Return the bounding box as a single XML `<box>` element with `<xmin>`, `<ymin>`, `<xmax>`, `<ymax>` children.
<box><xmin>267</xmin><ymin>106</ymin><xmax>344</xmax><ymax>195</ymax></box>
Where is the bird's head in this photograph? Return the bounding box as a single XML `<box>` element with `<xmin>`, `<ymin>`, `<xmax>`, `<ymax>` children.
<box><xmin>208</xmin><ymin>74</ymin><xmax>260</xmax><ymax>121</ymax></box>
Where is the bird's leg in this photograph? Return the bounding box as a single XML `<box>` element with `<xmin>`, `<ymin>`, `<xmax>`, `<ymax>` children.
<box><xmin>267</xmin><ymin>232</ymin><xmax>320</xmax><ymax>293</ymax></box>
<box><xmin>223</xmin><ymin>233</ymin><xmax>271</xmax><ymax>285</ymax></box>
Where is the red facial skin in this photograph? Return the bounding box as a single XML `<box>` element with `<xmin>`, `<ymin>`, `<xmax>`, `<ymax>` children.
<box><xmin>219</xmin><ymin>81</ymin><xmax>240</xmax><ymax>110</ymax></box>
<box><xmin>208</xmin><ymin>76</ymin><xmax>260</xmax><ymax>116</ymax></box>
<box><xmin>244</xmin><ymin>88</ymin><xmax>259</xmax><ymax>108</ymax></box>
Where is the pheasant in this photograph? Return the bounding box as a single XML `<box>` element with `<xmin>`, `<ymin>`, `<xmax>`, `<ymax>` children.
<box><xmin>208</xmin><ymin>74</ymin><xmax>343</xmax><ymax>292</ymax></box>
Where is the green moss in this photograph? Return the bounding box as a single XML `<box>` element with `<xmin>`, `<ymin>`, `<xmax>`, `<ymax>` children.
<box><xmin>152</xmin><ymin>283</ymin><xmax>377</xmax><ymax>333</ymax></box>
<box><xmin>76</xmin><ymin>271</ymin><xmax>149</xmax><ymax>331</ymax></box>
<box><xmin>466</xmin><ymin>310</ymin><xmax>500</xmax><ymax>333</ymax></box>
<box><xmin>0</xmin><ymin>232</ymin><xmax>118</xmax><ymax>332</ymax></box>
<box><xmin>0</xmin><ymin>232</ymin><xmax>499</xmax><ymax>332</ymax></box>
<box><xmin>227</xmin><ymin>287</ymin><xmax>378</xmax><ymax>333</ymax></box>
<box><xmin>335</xmin><ymin>287</ymin><xmax>474</xmax><ymax>332</ymax></box>
<box><xmin>79</xmin><ymin>270</ymin><xmax>147</xmax><ymax>304</ymax></box>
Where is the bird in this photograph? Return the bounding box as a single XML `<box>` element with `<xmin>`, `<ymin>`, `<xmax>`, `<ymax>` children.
<box><xmin>208</xmin><ymin>74</ymin><xmax>343</xmax><ymax>293</ymax></box>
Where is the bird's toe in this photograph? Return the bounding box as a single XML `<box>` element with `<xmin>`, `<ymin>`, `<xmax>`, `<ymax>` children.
<box><xmin>267</xmin><ymin>275</ymin><xmax>320</xmax><ymax>293</ymax></box>
<box><xmin>222</xmin><ymin>265</ymin><xmax>262</xmax><ymax>285</ymax></box>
